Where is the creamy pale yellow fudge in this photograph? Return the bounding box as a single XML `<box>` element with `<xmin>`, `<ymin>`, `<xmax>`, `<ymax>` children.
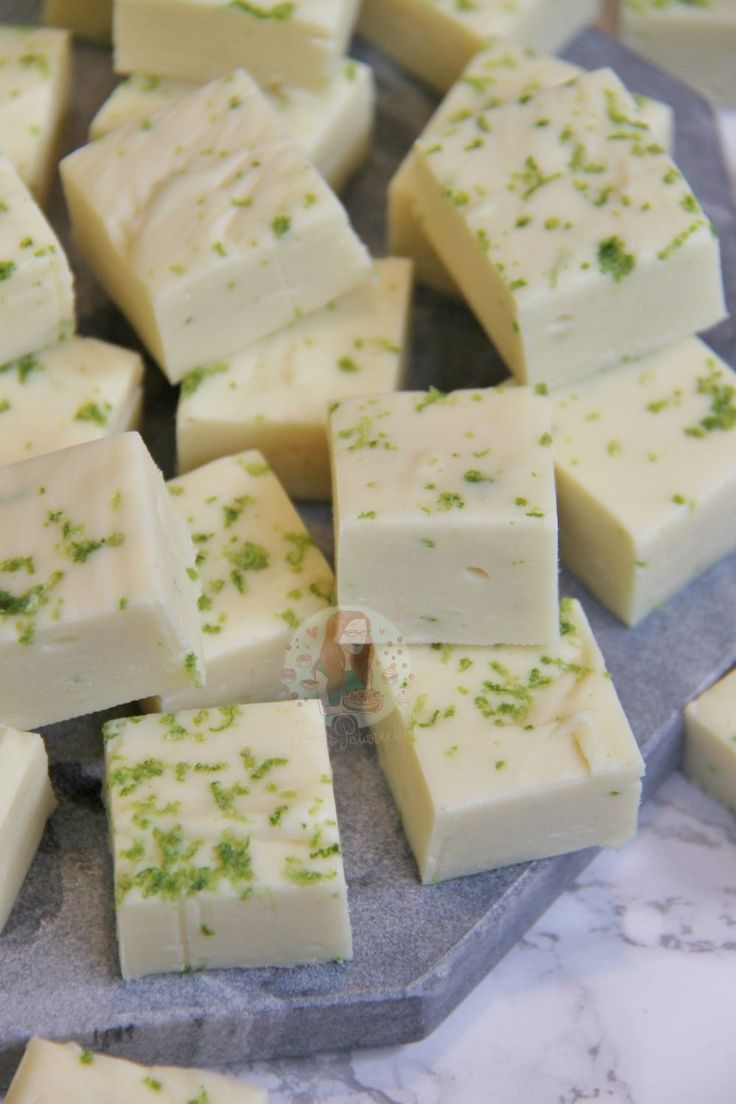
<box><xmin>684</xmin><ymin>669</ymin><xmax>736</xmax><ymax>811</ymax></box>
<box><xmin>373</xmin><ymin>598</ymin><xmax>645</xmax><ymax>883</ymax></box>
<box><xmin>0</xmin><ymin>432</ymin><xmax>204</xmax><ymax>731</ymax></box>
<box><xmin>0</xmin><ymin>26</ymin><xmax>72</xmax><ymax>205</ymax></box>
<box><xmin>0</xmin><ymin>336</ymin><xmax>143</xmax><ymax>467</ymax></box>
<box><xmin>552</xmin><ymin>337</ymin><xmax>736</xmax><ymax>626</ymax></box>
<box><xmin>114</xmin><ymin>0</ymin><xmax>362</xmax><ymax>91</ymax></box>
<box><xmin>0</xmin><ymin>725</ymin><xmax>56</xmax><ymax>934</ymax></box>
<box><xmin>389</xmin><ymin>40</ymin><xmax>673</xmax><ymax>295</ymax></box>
<box><xmin>145</xmin><ymin>451</ymin><xmax>335</xmax><ymax>712</ymax></box>
<box><xmin>0</xmin><ymin>153</ymin><xmax>75</xmax><ymax>367</ymax></box>
<box><xmin>61</xmin><ymin>70</ymin><xmax>371</xmax><ymax>384</ymax></box>
<box><xmin>104</xmin><ymin>699</ymin><xmax>352</xmax><ymax>979</ymax></box>
<box><xmin>358</xmin><ymin>0</ymin><xmax>597</xmax><ymax>93</ymax></box>
<box><xmin>89</xmin><ymin>60</ymin><xmax>374</xmax><ymax>193</ymax></box>
<box><xmin>329</xmin><ymin>385</ymin><xmax>559</xmax><ymax>646</ymax></box>
<box><xmin>412</xmin><ymin>68</ymin><xmax>725</xmax><ymax>388</ymax></box>
<box><xmin>6</xmin><ymin>1039</ymin><xmax>268</xmax><ymax>1103</ymax></box>
<box><xmin>622</xmin><ymin>0</ymin><xmax>736</xmax><ymax>109</ymax></box>
<box><xmin>43</xmin><ymin>0</ymin><xmax>113</xmax><ymax>43</ymax></box>
<box><xmin>177</xmin><ymin>258</ymin><xmax>412</xmax><ymax>498</ymax></box>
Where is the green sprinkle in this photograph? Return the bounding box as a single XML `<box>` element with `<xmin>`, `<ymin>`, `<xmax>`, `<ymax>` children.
<box><xmin>271</xmin><ymin>215</ymin><xmax>291</xmax><ymax>238</ymax></box>
<box><xmin>598</xmin><ymin>236</ymin><xmax>636</xmax><ymax>282</ymax></box>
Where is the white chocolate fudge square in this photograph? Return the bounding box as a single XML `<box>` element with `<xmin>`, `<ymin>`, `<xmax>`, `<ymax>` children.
<box><xmin>146</xmin><ymin>451</ymin><xmax>335</xmax><ymax>712</ymax></box>
<box><xmin>90</xmin><ymin>60</ymin><xmax>375</xmax><ymax>193</ymax></box>
<box><xmin>684</xmin><ymin>669</ymin><xmax>736</xmax><ymax>811</ymax></box>
<box><xmin>551</xmin><ymin>337</ymin><xmax>736</xmax><ymax>626</ymax></box>
<box><xmin>43</xmin><ymin>0</ymin><xmax>113</xmax><ymax>44</ymax></box>
<box><xmin>104</xmin><ymin>699</ymin><xmax>352</xmax><ymax>979</ymax></box>
<box><xmin>622</xmin><ymin>0</ymin><xmax>736</xmax><ymax>110</ymax></box>
<box><xmin>114</xmin><ymin>0</ymin><xmax>361</xmax><ymax>91</ymax></box>
<box><xmin>0</xmin><ymin>726</ymin><xmax>56</xmax><ymax>934</ymax></box>
<box><xmin>389</xmin><ymin>41</ymin><xmax>673</xmax><ymax>295</ymax></box>
<box><xmin>61</xmin><ymin>70</ymin><xmax>371</xmax><ymax>384</ymax></box>
<box><xmin>0</xmin><ymin>153</ymin><xmax>75</xmax><ymax>367</ymax></box>
<box><xmin>0</xmin><ymin>336</ymin><xmax>143</xmax><ymax>467</ymax></box>
<box><xmin>6</xmin><ymin>1039</ymin><xmax>267</xmax><ymax>1103</ymax></box>
<box><xmin>329</xmin><ymin>385</ymin><xmax>559</xmax><ymax>646</ymax></box>
<box><xmin>373</xmin><ymin>599</ymin><xmax>645</xmax><ymax>883</ymax></box>
<box><xmin>0</xmin><ymin>432</ymin><xmax>204</xmax><ymax>731</ymax></box>
<box><xmin>358</xmin><ymin>0</ymin><xmax>597</xmax><ymax>93</ymax></box>
<box><xmin>177</xmin><ymin>258</ymin><xmax>412</xmax><ymax>499</ymax></box>
<box><xmin>0</xmin><ymin>26</ymin><xmax>72</xmax><ymax>205</ymax></box>
<box><xmin>411</xmin><ymin>68</ymin><xmax>725</xmax><ymax>389</ymax></box>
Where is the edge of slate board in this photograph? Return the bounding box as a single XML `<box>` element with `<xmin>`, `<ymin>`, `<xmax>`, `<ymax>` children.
<box><xmin>0</xmin><ymin>15</ymin><xmax>735</xmax><ymax>1086</ymax></box>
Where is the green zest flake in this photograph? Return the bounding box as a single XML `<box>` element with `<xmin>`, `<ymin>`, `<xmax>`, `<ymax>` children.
<box><xmin>568</xmin><ymin>143</ymin><xmax>606</xmax><ymax>174</ymax></box>
<box><xmin>534</xmin><ymin>383</ymin><xmax>548</xmax><ymax>395</ymax></box>
<box><xmin>119</xmin><ymin>597</ymin><xmax>128</xmax><ymax>611</ymax></box>
<box><xmin>422</xmin><ymin>538</ymin><xmax>435</xmax><ymax>549</ymax></box>
<box><xmin>250</xmin><ymin>756</ymin><xmax>288</xmax><ymax>780</ymax></box>
<box><xmin>539</xmin><ymin>432</ymin><xmax>553</xmax><ymax>447</ymax></box>
<box><xmin>477</xmin><ymin>228</ymin><xmax>490</xmax><ymax>251</ymax></box>
<box><xmin>657</xmin><ymin>219</ymin><xmax>705</xmax><ymax>261</ymax></box>
<box><xmin>358</xmin><ymin>510</ymin><xmax>376</xmax><ymax>520</ymax></box>
<box><xmin>108</xmin><ymin>757</ymin><xmax>167</xmax><ymax>797</ymax></box>
<box><xmin>436</xmin><ymin>492</ymin><xmax>464</xmax><ymax>511</ymax></box>
<box><xmin>228</xmin><ymin>0</ymin><xmax>295</xmax><ymax>18</ymax></box>
<box><xmin>74</xmin><ymin>401</ymin><xmax>111</xmax><ymax>426</ymax></box>
<box><xmin>684</xmin><ymin>359</ymin><xmax>736</xmax><ymax>437</ymax></box>
<box><xmin>269</xmin><ymin>804</ymin><xmax>289</xmax><ymax>826</ymax></box>
<box><xmin>0</xmin><ymin>353</ymin><xmax>43</xmax><ymax>383</ymax></box>
<box><xmin>598</xmin><ymin>236</ymin><xmax>636</xmax><ymax>282</ymax></box>
<box><xmin>606</xmin><ymin>439</ymin><xmax>623</xmax><ymax>456</ymax></box>
<box><xmin>180</xmin><ymin>361</ymin><xmax>229</xmax><ymax>397</ymax></box>
<box><xmin>279</xmin><ymin>608</ymin><xmax>301</xmax><ymax>629</ymax></box>
<box><xmin>271</xmin><ymin>215</ymin><xmax>291</xmax><ymax>238</ymax></box>
<box><xmin>0</xmin><ymin>556</ymin><xmax>34</xmax><ymax>574</ymax></box>
<box><xmin>604</xmin><ymin>88</ymin><xmax>647</xmax><ymax>130</ymax></box>
<box><xmin>0</xmin><ymin>261</ymin><xmax>16</xmax><ymax>281</ymax></box>
<box><xmin>20</xmin><ymin>52</ymin><xmax>51</xmax><ymax>77</ymax></box>
<box><xmin>244</xmin><ymin>460</ymin><xmax>269</xmax><ymax>476</ymax></box>
<box><xmin>672</xmin><ymin>493</ymin><xmax>687</xmax><ymax>505</ymax></box>
<box><xmin>79</xmin><ymin>1050</ymin><xmax>94</xmax><ymax>1065</ymax></box>
<box><xmin>212</xmin><ymin>240</ymin><xmax>227</xmax><ymax>257</ymax></box>
<box><xmin>227</xmin><ymin>540</ymin><xmax>269</xmax><ymax>593</ymax></box>
<box><xmin>415</xmin><ymin>386</ymin><xmax>447</xmax><ymax>412</ymax></box>
<box><xmin>209</xmin><ymin>705</ymin><xmax>241</xmax><ymax>732</ymax></box>
<box><xmin>283</xmin><ymin>857</ymin><xmax>337</xmax><ymax>886</ymax></box>
<box><xmin>513</xmin><ymin>156</ymin><xmax>561</xmax><ymax>201</ymax></box>
<box><xmin>463</xmin><ymin>470</ymin><xmax>494</xmax><ymax>483</ymax></box>
<box><xmin>526</xmin><ymin>507</ymin><xmax>544</xmax><ymax>518</ymax></box>
<box><xmin>200</xmin><ymin>924</ymin><xmax>215</xmax><ymax>937</ymax></box>
<box><xmin>338</xmin><ymin>356</ymin><xmax>359</xmax><ymax>373</ymax></box>
<box><xmin>540</xmin><ymin>655</ymin><xmax>592</xmax><ymax>679</ymax></box>
<box><xmin>222</xmin><ymin>493</ymin><xmax>253</xmax><ymax>527</ymax></box>
<box><xmin>231</xmin><ymin>196</ymin><xmax>253</xmax><ymax>208</ymax></box>
<box><xmin>210</xmin><ymin>779</ymin><xmax>249</xmax><ymax>816</ymax></box>
<box><xmin>0</xmin><ymin>400</ymin><xmax>9</xmax><ymax>414</ymax></box>
<box><xmin>283</xmin><ymin>531</ymin><xmax>313</xmax><ymax>567</ymax></box>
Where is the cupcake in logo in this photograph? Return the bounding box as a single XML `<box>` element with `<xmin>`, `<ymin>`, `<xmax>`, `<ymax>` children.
<box><xmin>281</xmin><ymin>605</ymin><xmax>413</xmax><ymax>740</ymax></box>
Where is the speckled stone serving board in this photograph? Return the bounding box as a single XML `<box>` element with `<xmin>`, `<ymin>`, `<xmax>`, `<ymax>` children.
<box><xmin>0</xmin><ymin>5</ymin><xmax>735</xmax><ymax>1088</ymax></box>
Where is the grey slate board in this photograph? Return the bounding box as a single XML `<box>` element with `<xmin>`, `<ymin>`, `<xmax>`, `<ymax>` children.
<box><xmin>0</xmin><ymin>9</ymin><xmax>735</xmax><ymax>1088</ymax></box>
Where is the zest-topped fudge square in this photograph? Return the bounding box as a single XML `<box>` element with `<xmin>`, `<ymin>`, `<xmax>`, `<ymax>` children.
<box><xmin>684</xmin><ymin>669</ymin><xmax>736</xmax><ymax>812</ymax></box>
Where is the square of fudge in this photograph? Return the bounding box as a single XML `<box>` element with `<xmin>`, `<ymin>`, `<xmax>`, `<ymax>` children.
<box><xmin>89</xmin><ymin>60</ymin><xmax>375</xmax><ymax>194</ymax></box>
<box><xmin>61</xmin><ymin>69</ymin><xmax>371</xmax><ymax>384</ymax></box>
<box><xmin>684</xmin><ymin>669</ymin><xmax>736</xmax><ymax>812</ymax></box>
<box><xmin>0</xmin><ymin>26</ymin><xmax>72</xmax><ymax>205</ymax></box>
<box><xmin>373</xmin><ymin>598</ymin><xmax>645</xmax><ymax>883</ymax></box>
<box><xmin>43</xmin><ymin>0</ymin><xmax>112</xmax><ymax>44</ymax></box>
<box><xmin>622</xmin><ymin>0</ymin><xmax>736</xmax><ymax>110</ymax></box>
<box><xmin>389</xmin><ymin>39</ymin><xmax>672</xmax><ymax>295</ymax></box>
<box><xmin>0</xmin><ymin>336</ymin><xmax>143</xmax><ymax>466</ymax></box>
<box><xmin>358</xmin><ymin>0</ymin><xmax>597</xmax><ymax>92</ymax></box>
<box><xmin>104</xmin><ymin>699</ymin><xmax>352</xmax><ymax>979</ymax></box>
<box><xmin>551</xmin><ymin>337</ymin><xmax>736</xmax><ymax>626</ymax></box>
<box><xmin>146</xmin><ymin>450</ymin><xmax>336</xmax><ymax>712</ymax></box>
<box><xmin>329</xmin><ymin>385</ymin><xmax>559</xmax><ymax>646</ymax></box>
<box><xmin>177</xmin><ymin>258</ymin><xmax>412</xmax><ymax>499</ymax></box>
<box><xmin>0</xmin><ymin>725</ymin><xmax>56</xmax><ymax>933</ymax></box>
<box><xmin>6</xmin><ymin>1039</ymin><xmax>267</xmax><ymax>1103</ymax></box>
<box><xmin>411</xmin><ymin>68</ymin><xmax>725</xmax><ymax>389</ymax></box>
<box><xmin>0</xmin><ymin>153</ymin><xmax>75</xmax><ymax>366</ymax></box>
<box><xmin>113</xmin><ymin>0</ymin><xmax>361</xmax><ymax>90</ymax></box>
<box><xmin>0</xmin><ymin>432</ymin><xmax>204</xmax><ymax>731</ymax></box>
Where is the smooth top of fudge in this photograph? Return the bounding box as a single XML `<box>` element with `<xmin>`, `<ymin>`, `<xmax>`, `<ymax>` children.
<box><xmin>386</xmin><ymin>0</ymin><xmax>589</xmax><ymax>38</ymax></box>
<box><xmin>0</xmin><ymin>25</ymin><xmax>70</xmax><ymax>185</ymax></box>
<box><xmin>6</xmin><ymin>1038</ymin><xmax>267</xmax><ymax>1104</ymax></box>
<box><xmin>178</xmin><ymin>259</ymin><xmax>410</xmax><ymax>427</ymax></box>
<box><xmin>414</xmin><ymin>67</ymin><xmax>715</xmax><ymax>301</ymax></box>
<box><xmin>104</xmin><ymin>699</ymin><xmax>344</xmax><ymax>908</ymax></box>
<box><xmin>624</xmin><ymin>0</ymin><xmax>735</xmax><ymax>23</ymax></box>
<box><xmin>385</xmin><ymin>598</ymin><xmax>643</xmax><ymax>808</ymax></box>
<box><xmin>0</xmin><ymin>336</ymin><xmax>143</xmax><ymax>465</ymax></box>
<box><xmin>167</xmin><ymin>450</ymin><xmax>335</xmax><ymax>657</ymax></box>
<box><xmin>685</xmin><ymin>668</ymin><xmax>736</xmax><ymax>741</ymax></box>
<box><xmin>0</xmin><ymin>724</ymin><xmax>55</xmax><ymax>827</ymax></box>
<box><xmin>0</xmin><ymin>432</ymin><xmax>196</xmax><ymax>650</ymax></box>
<box><xmin>121</xmin><ymin>0</ymin><xmax>351</xmax><ymax>30</ymax></box>
<box><xmin>330</xmin><ymin>385</ymin><xmax>556</xmax><ymax>528</ymax></box>
<box><xmin>61</xmin><ymin>68</ymin><xmax>367</xmax><ymax>301</ymax></box>
<box><xmin>551</xmin><ymin>337</ymin><xmax>736</xmax><ymax>537</ymax></box>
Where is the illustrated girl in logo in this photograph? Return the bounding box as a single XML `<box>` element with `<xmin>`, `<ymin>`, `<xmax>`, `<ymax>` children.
<box><xmin>313</xmin><ymin>608</ymin><xmax>380</xmax><ymax>719</ymax></box>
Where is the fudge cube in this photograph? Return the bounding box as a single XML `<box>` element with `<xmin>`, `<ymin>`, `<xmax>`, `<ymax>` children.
<box><xmin>373</xmin><ymin>598</ymin><xmax>645</xmax><ymax>883</ymax></box>
<box><xmin>0</xmin><ymin>26</ymin><xmax>72</xmax><ymax>205</ymax></box>
<box><xmin>0</xmin><ymin>432</ymin><xmax>204</xmax><ymax>730</ymax></box>
<box><xmin>684</xmin><ymin>669</ymin><xmax>736</xmax><ymax>812</ymax></box>
<box><xmin>104</xmin><ymin>699</ymin><xmax>352</xmax><ymax>979</ymax></box>
<box><xmin>357</xmin><ymin>0</ymin><xmax>597</xmax><ymax>93</ymax></box>
<box><xmin>61</xmin><ymin>70</ymin><xmax>371</xmax><ymax>384</ymax></box>
<box><xmin>6</xmin><ymin>1039</ymin><xmax>267</xmax><ymax>1103</ymax></box>
<box><xmin>622</xmin><ymin>0</ymin><xmax>736</xmax><ymax>110</ymax></box>
<box><xmin>389</xmin><ymin>40</ymin><xmax>673</xmax><ymax>295</ymax></box>
<box><xmin>551</xmin><ymin>337</ymin><xmax>736</xmax><ymax>626</ymax></box>
<box><xmin>0</xmin><ymin>153</ymin><xmax>75</xmax><ymax>366</ymax></box>
<box><xmin>412</xmin><ymin>68</ymin><xmax>725</xmax><ymax>388</ymax></box>
<box><xmin>113</xmin><ymin>0</ymin><xmax>362</xmax><ymax>91</ymax></box>
<box><xmin>146</xmin><ymin>450</ymin><xmax>336</xmax><ymax>712</ymax></box>
<box><xmin>329</xmin><ymin>385</ymin><xmax>559</xmax><ymax>646</ymax></box>
<box><xmin>43</xmin><ymin>0</ymin><xmax>112</xmax><ymax>44</ymax></box>
<box><xmin>0</xmin><ymin>725</ymin><xmax>56</xmax><ymax>934</ymax></box>
<box><xmin>177</xmin><ymin>258</ymin><xmax>412</xmax><ymax>498</ymax></box>
<box><xmin>0</xmin><ymin>336</ymin><xmax>143</xmax><ymax>467</ymax></box>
